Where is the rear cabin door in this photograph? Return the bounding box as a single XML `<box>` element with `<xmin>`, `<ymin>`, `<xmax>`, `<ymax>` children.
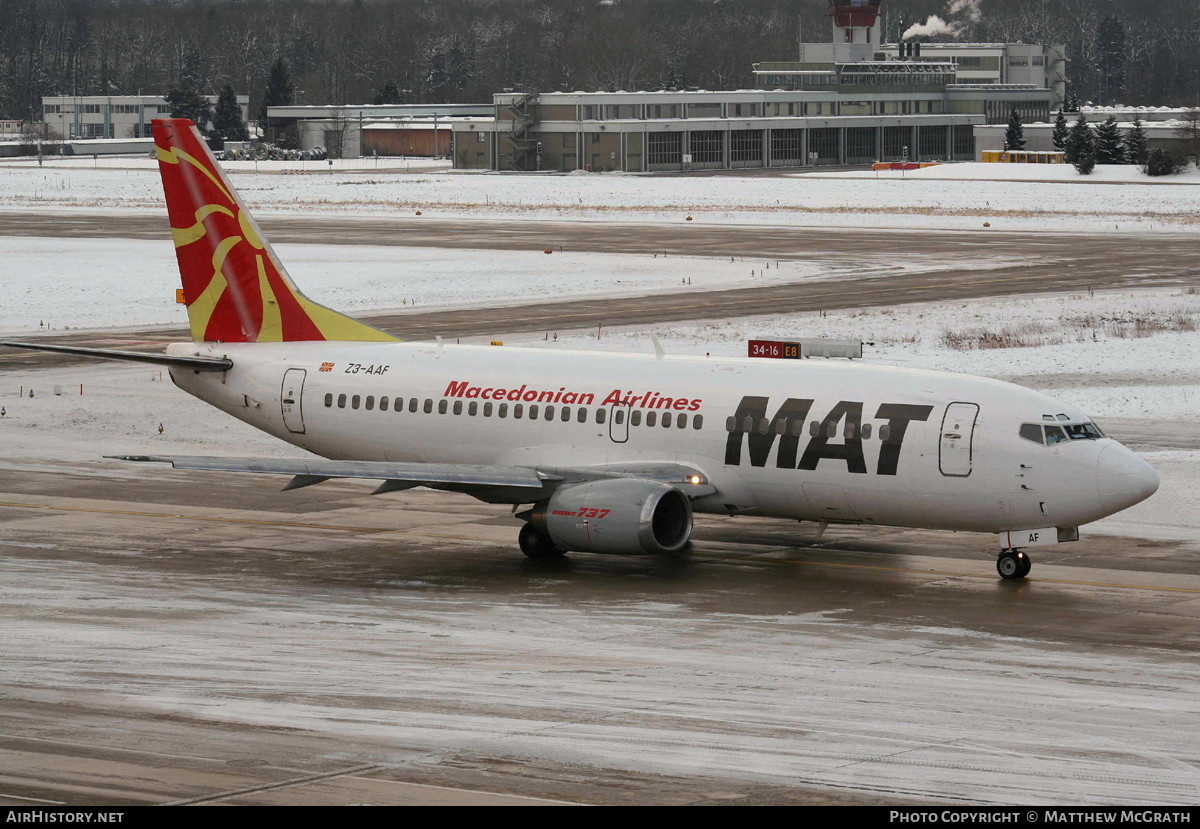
<box><xmin>281</xmin><ymin>368</ymin><xmax>307</xmax><ymax>434</ymax></box>
<box><xmin>939</xmin><ymin>402</ymin><xmax>979</xmax><ymax>477</ymax></box>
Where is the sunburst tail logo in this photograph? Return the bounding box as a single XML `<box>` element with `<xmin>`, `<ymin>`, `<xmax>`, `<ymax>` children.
<box><xmin>151</xmin><ymin>118</ymin><xmax>397</xmax><ymax>344</ymax></box>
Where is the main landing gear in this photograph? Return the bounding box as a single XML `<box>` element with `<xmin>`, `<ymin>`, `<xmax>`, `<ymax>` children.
<box><xmin>518</xmin><ymin>522</ymin><xmax>567</xmax><ymax>559</ymax></box>
<box><xmin>997</xmin><ymin>549</ymin><xmax>1032</xmax><ymax>580</ymax></box>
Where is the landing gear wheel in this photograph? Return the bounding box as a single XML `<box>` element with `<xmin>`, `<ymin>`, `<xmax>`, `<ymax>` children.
<box><xmin>519</xmin><ymin>523</ymin><xmax>565</xmax><ymax>559</ymax></box>
<box><xmin>997</xmin><ymin>550</ymin><xmax>1029</xmax><ymax>580</ymax></box>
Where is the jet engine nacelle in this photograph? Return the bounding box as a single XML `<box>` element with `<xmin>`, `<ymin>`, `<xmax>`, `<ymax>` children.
<box><xmin>534</xmin><ymin>478</ymin><xmax>693</xmax><ymax>555</ymax></box>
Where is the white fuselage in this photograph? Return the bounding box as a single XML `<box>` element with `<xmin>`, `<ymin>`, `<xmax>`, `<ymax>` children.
<box><xmin>167</xmin><ymin>340</ymin><xmax>1159</xmax><ymax>535</ymax></box>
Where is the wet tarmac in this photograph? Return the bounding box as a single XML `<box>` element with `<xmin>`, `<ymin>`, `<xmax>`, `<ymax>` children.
<box><xmin>1</xmin><ymin>461</ymin><xmax>1198</xmax><ymax>806</ymax></box>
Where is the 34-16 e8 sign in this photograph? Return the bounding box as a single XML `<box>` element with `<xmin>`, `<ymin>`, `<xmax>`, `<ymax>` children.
<box><xmin>748</xmin><ymin>340</ymin><xmax>800</xmax><ymax>359</ymax></box>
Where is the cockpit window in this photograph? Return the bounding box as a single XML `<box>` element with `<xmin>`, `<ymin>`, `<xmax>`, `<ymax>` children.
<box><xmin>1064</xmin><ymin>422</ymin><xmax>1104</xmax><ymax>440</ymax></box>
<box><xmin>1019</xmin><ymin>423</ymin><xmax>1044</xmax><ymax>444</ymax></box>
<box><xmin>1044</xmin><ymin>425</ymin><xmax>1069</xmax><ymax>445</ymax></box>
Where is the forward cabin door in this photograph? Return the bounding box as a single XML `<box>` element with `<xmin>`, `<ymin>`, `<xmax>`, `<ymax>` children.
<box><xmin>939</xmin><ymin>402</ymin><xmax>979</xmax><ymax>477</ymax></box>
<box><xmin>281</xmin><ymin>368</ymin><xmax>307</xmax><ymax>434</ymax></box>
<box><xmin>608</xmin><ymin>401</ymin><xmax>630</xmax><ymax>443</ymax></box>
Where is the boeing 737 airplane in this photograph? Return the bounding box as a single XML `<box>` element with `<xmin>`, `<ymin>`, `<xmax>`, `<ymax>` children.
<box><xmin>1</xmin><ymin>119</ymin><xmax>1160</xmax><ymax>579</ymax></box>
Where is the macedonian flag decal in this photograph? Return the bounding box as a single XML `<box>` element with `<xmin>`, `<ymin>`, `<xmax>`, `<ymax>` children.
<box><xmin>152</xmin><ymin>119</ymin><xmax>396</xmax><ymax>344</ymax></box>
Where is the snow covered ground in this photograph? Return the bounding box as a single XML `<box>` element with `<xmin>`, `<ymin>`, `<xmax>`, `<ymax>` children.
<box><xmin>810</xmin><ymin>161</ymin><xmax>1200</xmax><ymax>184</ymax></box>
<box><xmin>520</xmin><ymin>287</ymin><xmax>1200</xmax><ymax>419</ymax></box>
<box><xmin>0</xmin><ymin>237</ymin><xmax>847</xmax><ymax>334</ymax></box>
<box><xmin>2</xmin><ymin>159</ymin><xmax>1198</xmax><ymax>233</ymax></box>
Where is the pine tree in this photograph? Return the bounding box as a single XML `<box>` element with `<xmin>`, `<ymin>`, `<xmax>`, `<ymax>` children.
<box><xmin>211</xmin><ymin>83</ymin><xmax>248</xmax><ymax>141</ymax></box>
<box><xmin>1067</xmin><ymin>115</ymin><xmax>1096</xmax><ymax>174</ymax></box>
<box><xmin>259</xmin><ymin>58</ymin><xmax>294</xmax><ymax>125</ymax></box>
<box><xmin>1143</xmin><ymin>148</ymin><xmax>1183</xmax><ymax>176</ymax></box>
<box><xmin>1094</xmin><ymin>115</ymin><xmax>1125</xmax><ymax>164</ymax></box>
<box><xmin>1064</xmin><ymin>114</ymin><xmax>1090</xmax><ymax>165</ymax></box>
<box><xmin>1123</xmin><ymin>119</ymin><xmax>1148</xmax><ymax>165</ymax></box>
<box><xmin>374</xmin><ymin>81</ymin><xmax>403</xmax><ymax>105</ymax></box>
<box><xmin>164</xmin><ymin>80</ymin><xmax>212</xmax><ymax>135</ymax></box>
<box><xmin>1004</xmin><ymin>107</ymin><xmax>1026</xmax><ymax>151</ymax></box>
<box><xmin>1051</xmin><ymin>110</ymin><xmax>1070</xmax><ymax>152</ymax></box>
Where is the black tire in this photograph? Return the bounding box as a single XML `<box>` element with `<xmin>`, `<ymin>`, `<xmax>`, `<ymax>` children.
<box><xmin>519</xmin><ymin>523</ymin><xmax>565</xmax><ymax>559</ymax></box>
<box><xmin>1018</xmin><ymin>552</ymin><xmax>1032</xmax><ymax>577</ymax></box>
<box><xmin>997</xmin><ymin>551</ymin><xmax>1025</xmax><ymax>580</ymax></box>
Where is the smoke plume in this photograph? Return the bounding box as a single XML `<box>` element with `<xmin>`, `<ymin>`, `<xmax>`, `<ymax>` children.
<box><xmin>902</xmin><ymin>0</ymin><xmax>982</xmax><ymax>40</ymax></box>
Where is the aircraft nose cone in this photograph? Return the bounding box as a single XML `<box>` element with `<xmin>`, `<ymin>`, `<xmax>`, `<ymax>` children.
<box><xmin>1096</xmin><ymin>443</ymin><xmax>1160</xmax><ymax>514</ymax></box>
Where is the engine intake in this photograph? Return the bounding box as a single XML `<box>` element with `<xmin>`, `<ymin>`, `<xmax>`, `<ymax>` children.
<box><xmin>533</xmin><ymin>478</ymin><xmax>693</xmax><ymax>555</ymax></box>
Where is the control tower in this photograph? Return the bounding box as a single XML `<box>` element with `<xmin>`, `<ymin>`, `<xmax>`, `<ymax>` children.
<box><xmin>828</xmin><ymin>0</ymin><xmax>882</xmax><ymax>45</ymax></box>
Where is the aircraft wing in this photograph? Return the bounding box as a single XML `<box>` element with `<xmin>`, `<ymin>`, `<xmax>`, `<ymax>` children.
<box><xmin>110</xmin><ymin>455</ymin><xmax>716</xmax><ymax>500</ymax></box>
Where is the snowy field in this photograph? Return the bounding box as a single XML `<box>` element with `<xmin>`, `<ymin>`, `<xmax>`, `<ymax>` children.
<box><xmin>2</xmin><ymin>160</ymin><xmax>1199</xmax><ymax>233</ymax></box>
<box><xmin>811</xmin><ymin>161</ymin><xmax>1200</xmax><ymax>184</ymax></box>
<box><xmin>535</xmin><ymin>287</ymin><xmax>1200</xmax><ymax>420</ymax></box>
<box><xmin>0</xmin><ymin>237</ymin><xmax>838</xmax><ymax>334</ymax></box>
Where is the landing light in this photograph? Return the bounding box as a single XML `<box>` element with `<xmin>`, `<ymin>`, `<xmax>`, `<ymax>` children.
<box><xmin>687</xmin><ymin>475</ymin><xmax>703</xmax><ymax>485</ymax></box>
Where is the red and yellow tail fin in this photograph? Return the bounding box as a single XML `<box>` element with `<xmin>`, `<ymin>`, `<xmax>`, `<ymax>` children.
<box><xmin>152</xmin><ymin>118</ymin><xmax>397</xmax><ymax>344</ymax></box>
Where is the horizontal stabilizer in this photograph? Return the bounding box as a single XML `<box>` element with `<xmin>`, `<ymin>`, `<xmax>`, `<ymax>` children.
<box><xmin>0</xmin><ymin>341</ymin><xmax>232</xmax><ymax>372</ymax></box>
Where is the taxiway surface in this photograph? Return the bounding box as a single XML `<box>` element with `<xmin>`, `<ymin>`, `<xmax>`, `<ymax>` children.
<box><xmin>1</xmin><ymin>460</ymin><xmax>1198</xmax><ymax>806</ymax></box>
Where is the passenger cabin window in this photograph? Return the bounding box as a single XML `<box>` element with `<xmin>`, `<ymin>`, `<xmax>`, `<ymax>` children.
<box><xmin>879</xmin><ymin>424</ymin><xmax>891</xmax><ymax>442</ymax></box>
<box><xmin>561</xmin><ymin>407</ymin><xmax>571</xmax><ymax>422</ymax></box>
<box><xmin>469</xmin><ymin>402</ymin><xmax>478</xmax><ymax>416</ymax></box>
<box><xmin>365</xmin><ymin>396</ymin><xmax>375</xmax><ymax>411</ymax></box>
<box><xmin>544</xmin><ymin>406</ymin><xmax>555</xmax><ymax>421</ymax></box>
<box><xmin>529</xmin><ymin>405</ymin><xmax>539</xmax><ymax>419</ymax></box>
<box><xmin>861</xmin><ymin>422</ymin><xmax>872</xmax><ymax>439</ymax></box>
<box><xmin>351</xmin><ymin>395</ymin><xmax>361</xmax><ymax>410</ymax></box>
<box><xmin>693</xmin><ymin>414</ymin><xmax>703</xmax><ymax>430</ymax></box>
<box><xmin>677</xmin><ymin>413</ymin><xmax>687</xmax><ymax>429</ymax></box>
<box><xmin>648</xmin><ymin>412</ymin><xmax>658</xmax><ymax>427</ymax></box>
<box><xmin>380</xmin><ymin>396</ymin><xmax>389</xmax><ymax>411</ymax></box>
<box><xmin>498</xmin><ymin>403</ymin><xmax>508</xmax><ymax>418</ymax></box>
<box><xmin>483</xmin><ymin>402</ymin><xmax>493</xmax><ymax>417</ymax></box>
<box><xmin>338</xmin><ymin>394</ymin><xmax>347</xmax><ymax>408</ymax></box>
<box><xmin>577</xmin><ymin>408</ymin><xmax>587</xmax><ymax>423</ymax></box>
<box><xmin>324</xmin><ymin>393</ymin><xmax>333</xmax><ymax>407</ymax></box>
<box><xmin>438</xmin><ymin>400</ymin><xmax>448</xmax><ymax>414</ymax></box>
<box><xmin>631</xmin><ymin>410</ymin><xmax>642</xmax><ymax>426</ymax></box>
<box><xmin>409</xmin><ymin>398</ymin><xmax>419</xmax><ymax>413</ymax></box>
<box><xmin>514</xmin><ymin>404</ymin><xmax>524</xmax><ymax>418</ymax></box>
<box><xmin>423</xmin><ymin>399</ymin><xmax>433</xmax><ymax>413</ymax></box>
<box><xmin>453</xmin><ymin>400</ymin><xmax>463</xmax><ymax>415</ymax></box>
<box><xmin>596</xmin><ymin>409</ymin><xmax>606</xmax><ymax>424</ymax></box>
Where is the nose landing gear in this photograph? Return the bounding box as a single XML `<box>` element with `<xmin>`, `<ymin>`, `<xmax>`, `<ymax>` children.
<box><xmin>997</xmin><ymin>549</ymin><xmax>1031</xmax><ymax>580</ymax></box>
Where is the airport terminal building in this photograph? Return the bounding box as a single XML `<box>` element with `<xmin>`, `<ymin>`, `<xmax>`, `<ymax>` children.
<box><xmin>452</xmin><ymin>1</ymin><xmax>1063</xmax><ymax>172</ymax></box>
